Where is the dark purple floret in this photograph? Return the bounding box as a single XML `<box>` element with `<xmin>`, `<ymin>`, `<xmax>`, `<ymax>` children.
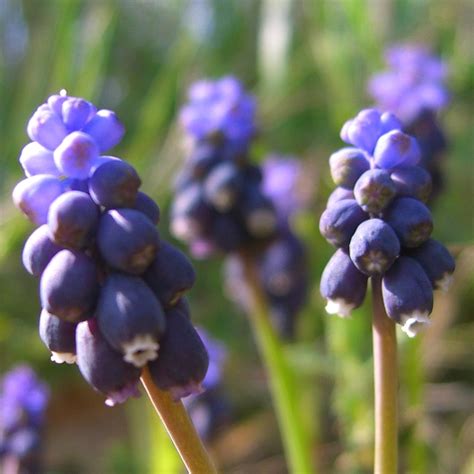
<box><xmin>148</xmin><ymin>309</ymin><xmax>209</xmax><ymax>401</ymax></box>
<box><xmin>76</xmin><ymin>320</ymin><xmax>141</xmax><ymax>406</ymax></box>
<box><xmin>349</xmin><ymin>219</ymin><xmax>400</xmax><ymax>276</ymax></box>
<box><xmin>390</xmin><ymin>165</ymin><xmax>432</xmax><ymax>203</ymax></box>
<box><xmin>39</xmin><ymin>309</ymin><xmax>77</xmax><ymax>364</ymax></box>
<box><xmin>22</xmin><ymin>224</ymin><xmax>62</xmax><ymax>277</ymax></box>
<box><xmin>329</xmin><ymin>147</ymin><xmax>370</xmax><ymax>189</ymax></box>
<box><xmin>40</xmin><ymin>249</ymin><xmax>99</xmax><ymax>323</ymax></box>
<box><xmin>239</xmin><ymin>187</ymin><xmax>278</xmax><ymax>238</ymax></box>
<box><xmin>384</xmin><ymin>197</ymin><xmax>433</xmax><ymax>247</ymax></box>
<box><xmin>134</xmin><ymin>191</ymin><xmax>161</xmax><ymax>225</ymax></box>
<box><xmin>97</xmin><ymin>273</ymin><xmax>166</xmax><ymax>367</ymax></box>
<box><xmin>211</xmin><ymin>213</ymin><xmax>247</xmax><ymax>253</ymax></box>
<box><xmin>319</xmin><ymin>199</ymin><xmax>368</xmax><ymax>248</ymax></box>
<box><xmin>89</xmin><ymin>159</ymin><xmax>141</xmax><ymax>209</ymax></box>
<box><xmin>320</xmin><ymin>248</ymin><xmax>368</xmax><ymax>317</ymax></box>
<box><xmin>382</xmin><ymin>256</ymin><xmax>433</xmax><ymax>337</ymax></box>
<box><xmin>203</xmin><ymin>161</ymin><xmax>243</xmax><ymax>211</ymax></box>
<box><xmin>97</xmin><ymin>209</ymin><xmax>160</xmax><ymax>274</ymax></box>
<box><xmin>327</xmin><ymin>187</ymin><xmax>354</xmax><ymax>207</ymax></box>
<box><xmin>47</xmin><ymin>191</ymin><xmax>100</xmax><ymax>249</ymax></box>
<box><xmin>406</xmin><ymin>239</ymin><xmax>455</xmax><ymax>291</ymax></box>
<box><xmin>144</xmin><ymin>241</ymin><xmax>196</xmax><ymax>308</ymax></box>
<box><xmin>354</xmin><ymin>169</ymin><xmax>397</xmax><ymax>214</ymax></box>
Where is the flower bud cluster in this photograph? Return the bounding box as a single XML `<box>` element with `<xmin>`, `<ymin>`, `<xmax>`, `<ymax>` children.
<box><xmin>368</xmin><ymin>45</ymin><xmax>449</xmax><ymax>199</ymax></box>
<box><xmin>320</xmin><ymin>108</ymin><xmax>455</xmax><ymax>337</ymax></box>
<box><xmin>13</xmin><ymin>94</ymin><xmax>209</xmax><ymax>406</ymax></box>
<box><xmin>0</xmin><ymin>366</ymin><xmax>49</xmax><ymax>472</ymax></box>
<box><xmin>224</xmin><ymin>157</ymin><xmax>309</xmax><ymax>339</ymax></box>
<box><xmin>171</xmin><ymin>77</ymin><xmax>278</xmax><ymax>256</ymax></box>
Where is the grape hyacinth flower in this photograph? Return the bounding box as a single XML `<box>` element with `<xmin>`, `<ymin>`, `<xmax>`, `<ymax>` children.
<box><xmin>320</xmin><ymin>107</ymin><xmax>454</xmax><ymax>337</ymax></box>
<box><xmin>320</xmin><ymin>108</ymin><xmax>455</xmax><ymax>473</ymax></box>
<box><xmin>368</xmin><ymin>45</ymin><xmax>450</xmax><ymax>199</ymax></box>
<box><xmin>13</xmin><ymin>93</ymin><xmax>216</xmax><ymax>472</ymax></box>
<box><xmin>0</xmin><ymin>366</ymin><xmax>49</xmax><ymax>473</ymax></box>
<box><xmin>173</xmin><ymin>79</ymin><xmax>313</xmax><ymax>472</ymax></box>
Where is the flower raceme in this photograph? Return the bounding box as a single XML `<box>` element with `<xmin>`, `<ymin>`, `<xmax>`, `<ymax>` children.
<box><xmin>320</xmin><ymin>108</ymin><xmax>454</xmax><ymax>337</ymax></box>
<box><xmin>13</xmin><ymin>93</ymin><xmax>209</xmax><ymax>406</ymax></box>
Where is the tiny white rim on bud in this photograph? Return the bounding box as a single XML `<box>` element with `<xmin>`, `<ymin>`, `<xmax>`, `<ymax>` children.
<box><xmin>122</xmin><ymin>335</ymin><xmax>160</xmax><ymax>368</ymax></box>
<box><xmin>325</xmin><ymin>298</ymin><xmax>354</xmax><ymax>318</ymax></box>
<box><xmin>50</xmin><ymin>351</ymin><xmax>77</xmax><ymax>364</ymax></box>
<box><xmin>435</xmin><ymin>273</ymin><xmax>453</xmax><ymax>293</ymax></box>
<box><xmin>400</xmin><ymin>311</ymin><xmax>431</xmax><ymax>338</ymax></box>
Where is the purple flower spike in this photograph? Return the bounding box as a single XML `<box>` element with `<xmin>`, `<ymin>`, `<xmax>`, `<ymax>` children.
<box><xmin>373</xmin><ymin>130</ymin><xmax>421</xmax><ymax>169</ymax></box>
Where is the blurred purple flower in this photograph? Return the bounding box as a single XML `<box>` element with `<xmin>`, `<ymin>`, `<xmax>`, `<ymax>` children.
<box><xmin>0</xmin><ymin>366</ymin><xmax>49</xmax><ymax>433</ymax></box>
<box><xmin>195</xmin><ymin>328</ymin><xmax>227</xmax><ymax>390</ymax></box>
<box><xmin>368</xmin><ymin>44</ymin><xmax>449</xmax><ymax>123</ymax></box>
<box><xmin>262</xmin><ymin>156</ymin><xmax>304</xmax><ymax>222</ymax></box>
<box><xmin>180</xmin><ymin>76</ymin><xmax>256</xmax><ymax>149</ymax></box>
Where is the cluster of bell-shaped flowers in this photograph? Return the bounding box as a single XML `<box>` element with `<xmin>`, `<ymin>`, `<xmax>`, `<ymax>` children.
<box><xmin>224</xmin><ymin>157</ymin><xmax>309</xmax><ymax>339</ymax></box>
<box><xmin>171</xmin><ymin>77</ymin><xmax>278</xmax><ymax>257</ymax></box>
<box><xmin>320</xmin><ymin>108</ymin><xmax>455</xmax><ymax>337</ymax></box>
<box><xmin>368</xmin><ymin>44</ymin><xmax>450</xmax><ymax>200</ymax></box>
<box><xmin>0</xmin><ymin>366</ymin><xmax>49</xmax><ymax>473</ymax></box>
<box><xmin>13</xmin><ymin>92</ymin><xmax>209</xmax><ymax>406</ymax></box>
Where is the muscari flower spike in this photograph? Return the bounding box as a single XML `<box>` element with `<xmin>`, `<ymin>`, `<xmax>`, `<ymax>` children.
<box><xmin>13</xmin><ymin>92</ymin><xmax>209</xmax><ymax>407</ymax></box>
<box><xmin>320</xmin><ymin>108</ymin><xmax>455</xmax><ymax>336</ymax></box>
<box><xmin>171</xmin><ymin>77</ymin><xmax>278</xmax><ymax>258</ymax></box>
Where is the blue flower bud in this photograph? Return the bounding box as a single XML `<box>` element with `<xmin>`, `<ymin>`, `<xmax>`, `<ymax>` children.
<box><xmin>54</xmin><ymin>131</ymin><xmax>99</xmax><ymax>179</ymax></box>
<box><xmin>134</xmin><ymin>191</ymin><xmax>161</xmax><ymax>225</ymax></box>
<box><xmin>340</xmin><ymin>109</ymin><xmax>383</xmax><ymax>153</ymax></box>
<box><xmin>327</xmin><ymin>187</ymin><xmax>354</xmax><ymax>207</ymax></box>
<box><xmin>27</xmin><ymin>108</ymin><xmax>68</xmax><ymax>150</ymax></box>
<box><xmin>349</xmin><ymin>219</ymin><xmax>400</xmax><ymax>275</ymax></box>
<box><xmin>211</xmin><ymin>212</ymin><xmax>247</xmax><ymax>252</ymax></box>
<box><xmin>319</xmin><ymin>199</ymin><xmax>368</xmax><ymax>247</ymax></box>
<box><xmin>47</xmin><ymin>94</ymin><xmax>68</xmax><ymax>115</ymax></box>
<box><xmin>19</xmin><ymin>142</ymin><xmax>60</xmax><ymax>177</ymax></box>
<box><xmin>320</xmin><ymin>248</ymin><xmax>368</xmax><ymax>317</ymax></box>
<box><xmin>203</xmin><ymin>161</ymin><xmax>242</xmax><ymax>211</ymax></box>
<box><xmin>144</xmin><ymin>241</ymin><xmax>196</xmax><ymax>308</ymax></box>
<box><xmin>12</xmin><ymin>175</ymin><xmax>64</xmax><ymax>225</ymax></box>
<box><xmin>382</xmin><ymin>256</ymin><xmax>433</xmax><ymax>337</ymax></box>
<box><xmin>22</xmin><ymin>224</ymin><xmax>62</xmax><ymax>277</ymax></box>
<box><xmin>329</xmin><ymin>147</ymin><xmax>370</xmax><ymax>189</ymax></box>
<box><xmin>39</xmin><ymin>309</ymin><xmax>77</xmax><ymax>364</ymax></box>
<box><xmin>147</xmin><ymin>308</ymin><xmax>209</xmax><ymax>401</ymax></box>
<box><xmin>82</xmin><ymin>109</ymin><xmax>125</xmax><ymax>152</ymax></box>
<box><xmin>186</xmin><ymin>143</ymin><xmax>221</xmax><ymax>179</ymax></box>
<box><xmin>47</xmin><ymin>191</ymin><xmax>100</xmax><ymax>249</ymax></box>
<box><xmin>390</xmin><ymin>165</ymin><xmax>432</xmax><ymax>203</ymax></box>
<box><xmin>61</xmin><ymin>97</ymin><xmax>96</xmax><ymax>131</ymax></box>
<box><xmin>240</xmin><ymin>187</ymin><xmax>277</xmax><ymax>238</ymax></box>
<box><xmin>380</xmin><ymin>112</ymin><xmax>402</xmax><ymax>133</ymax></box>
<box><xmin>384</xmin><ymin>197</ymin><xmax>433</xmax><ymax>247</ymax></box>
<box><xmin>97</xmin><ymin>273</ymin><xmax>166</xmax><ymax>367</ymax></box>
<box><xmin>373</xmin><ymin>130</ymin><xmax>421</xmax><ymax>169</ymax></box>
<box><xmin>354</xmin><ymin>169</ymin><xmax>397</xmax><ymax>214</ymax></box>
<box><xmin>76</xmin><ymin>319</ymin><xmax>141</xmax><ymax>406</ymax></box>
<box><xmin>406</xmin><ymin>239</ymin><xmax>455</xmax><ymax>291</ymax></box>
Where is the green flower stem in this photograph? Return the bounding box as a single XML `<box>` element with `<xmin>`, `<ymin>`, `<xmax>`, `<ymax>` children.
<box><xmin>240</xmin><ymin>253</ymin><xmax>314</xmax><ymax>474</ymax></box>
<box><xmin>372</xmin><ymin>277</ymin><xmax>398</xmax><ymax>474</ymax></box>
<box><xmin>141</xmin><ymin>367</ymin><xmax>217</xmax><ymax>474</ymax></box>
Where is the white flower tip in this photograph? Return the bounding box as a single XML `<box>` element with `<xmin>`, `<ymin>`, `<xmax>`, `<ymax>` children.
<box><xmin>50</xmin><ymin>352</ymin><xmax>76</xmax><ymax>364</ymax></box>
<box><xmin>325</xmin><ymin>299</ymin><xmax>354</xmax><ymax>318</ymax></box>
<box><xmin>436</xmin><ymin>273</ymin><xmax>453</xmax><ymax>293</ymax></box>
<box><xmin>122</xmin><ymin>335</ymin><xmax>159</xmax><ymax>368</ymax></box>
<box><xmin>401</xmin><ymin>312</ymin><xmax>431</xmax><ymax>338</ymax></box>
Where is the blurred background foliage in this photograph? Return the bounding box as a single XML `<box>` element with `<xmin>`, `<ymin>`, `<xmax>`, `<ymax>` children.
<box><xmin>0</xmin><ymin>0</ymin><xmax>473</xmax><ymax>472</ymax></box>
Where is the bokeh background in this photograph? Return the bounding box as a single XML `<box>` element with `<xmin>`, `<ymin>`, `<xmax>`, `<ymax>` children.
<box><xmin>0</xmin><ymin>0</ymin><xmax>473</xmax><ymax>472</ymax></box>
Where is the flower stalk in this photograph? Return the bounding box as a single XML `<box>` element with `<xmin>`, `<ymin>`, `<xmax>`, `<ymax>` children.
<box><xmin>372</xmin><ymin>277</ymin><xmax>398</xmax><ymax>473</ymax></box>
<box><xmin>141</xmin><ymin>366</ymin><xmax>217</xmax><ymax>474</ymax></box>
<box><xmin>240</xmin><ymin>252</ymin><xmax>313</xmax><ymax>474</ymax></box>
